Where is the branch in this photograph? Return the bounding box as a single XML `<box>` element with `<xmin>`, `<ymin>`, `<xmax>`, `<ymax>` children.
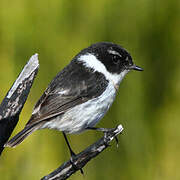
<box><xmin>41</xmin><ymin>125</ymin><xmax>123</xmax><ymax>180</ymax></box>
<box><xmin>0</xmin><ymin>54</ymin><xmax>39</xmax><ymax>155</ymax></box>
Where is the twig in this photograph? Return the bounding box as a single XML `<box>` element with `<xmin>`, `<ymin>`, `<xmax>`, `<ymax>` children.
<box><xmin>41</xmin><ymin>125</ymin><xmax>123</xmax><ymax>180</ymax></box>
<box><xmin>0</xmin><ymin>54</ymin><xmax>39</xmax><ymax>155</ymax></box>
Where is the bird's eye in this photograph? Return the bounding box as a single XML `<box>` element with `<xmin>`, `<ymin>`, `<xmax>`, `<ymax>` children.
<box><xmin>112</xmin><ymin>55</ymin><xmax>119</xmax><ymax>64</ymax></box>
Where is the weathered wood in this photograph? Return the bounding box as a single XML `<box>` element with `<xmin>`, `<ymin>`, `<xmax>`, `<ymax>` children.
<box><xmin>0</xmin><ymin>54</ymin><xmax>39</xmax><ymax>155</ymax></box>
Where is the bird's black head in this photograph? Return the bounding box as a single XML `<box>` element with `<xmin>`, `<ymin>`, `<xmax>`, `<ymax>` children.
<box><xmin>79</xmin><ymin>42</ymin><xmax>143</xmax><ymax>74</ymax></box>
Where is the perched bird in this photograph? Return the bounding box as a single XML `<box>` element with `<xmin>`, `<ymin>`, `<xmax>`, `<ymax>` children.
<box><xmin>5</xmin><ymin>42</ymin><xmax>143</xmax><ymax>161</ymax></box>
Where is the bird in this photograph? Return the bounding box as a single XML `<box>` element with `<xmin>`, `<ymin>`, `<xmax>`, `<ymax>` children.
<box><xmin>5</xmin><ymin>42</ymin><xmax>143</xmax><ymax>166</ymax></box>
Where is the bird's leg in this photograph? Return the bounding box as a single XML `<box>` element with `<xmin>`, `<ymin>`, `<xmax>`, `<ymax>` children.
<box><xmin>62</xmin><ymin>132</ymin><xmax>84</xmax><ymax>175</ymax></box>
<box><xmin>63</xmin><ymin>132</ymin><xmax>76</xmax><ymax>157</ymax></box>
<box><xmin>86</xmin><ymin>127</ymin><xmax>119</xmax><ymax>147</ymax></box>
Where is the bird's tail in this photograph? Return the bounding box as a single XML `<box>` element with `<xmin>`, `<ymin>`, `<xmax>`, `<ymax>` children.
<box><xmin>4</xmin><ymin>124</ymin><xmax>39</xmax><ymax>148</ymax></box>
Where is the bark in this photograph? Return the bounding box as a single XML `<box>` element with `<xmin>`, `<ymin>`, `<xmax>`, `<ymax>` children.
<box><xmin>0</xmin><ymin>54</ymin><xmax>39</xmax><ymax>155</ymax></box>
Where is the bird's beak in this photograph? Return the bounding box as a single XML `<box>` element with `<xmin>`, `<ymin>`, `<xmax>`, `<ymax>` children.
<box><xmin>130</xmin><ymin>64</ymin><xmax>143</xmax><ymax>71</ymax></box>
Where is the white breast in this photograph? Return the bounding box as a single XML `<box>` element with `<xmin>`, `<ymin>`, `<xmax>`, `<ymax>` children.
<box><xmin>42</xmin><ymin>81</ymin><xmax>117</xmax><ymax>134</ymax></box>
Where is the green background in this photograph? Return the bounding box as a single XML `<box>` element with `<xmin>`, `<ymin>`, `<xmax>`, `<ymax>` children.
<box><xmin>0</xmin><ymin>0</ymin><xmax>180</xmax><ymax>179</ymax></box>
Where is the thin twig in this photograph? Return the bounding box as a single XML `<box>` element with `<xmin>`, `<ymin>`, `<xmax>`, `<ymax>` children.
<box><xmin>41</xmin><ymin>125</ymin><xmax>123</xmax><ymax>180</ymax></box>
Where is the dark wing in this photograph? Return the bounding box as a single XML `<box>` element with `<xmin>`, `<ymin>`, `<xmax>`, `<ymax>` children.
<box><xmin>26</xmin><ymin>60</ymin><xmax>108</xmax><ymax>126</ymax></box>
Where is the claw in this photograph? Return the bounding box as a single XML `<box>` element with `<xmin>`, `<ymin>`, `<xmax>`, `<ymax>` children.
<box><xmin>70</xmin><ymin>155</ymin><xmax>84</xmax><ymax>175</ymax></box>
<box><xmin>63</xmin><ymin>132</ymin><xmax>84</xmax><ymax>175</ymax></box>
<box><xmin>87</xmin><ymin>126</ymin><xmax>119</xmax><ymax>148</ymax></box>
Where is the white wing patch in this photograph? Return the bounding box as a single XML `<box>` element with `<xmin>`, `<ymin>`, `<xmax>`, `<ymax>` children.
<box><xmin>32</xmin><ymin>89</ymin><xmax>69</xmax><ymax>115</ymax></box>
<box><xmin>57</xmin><ymin>89</ymin><xmax>69</xmax><ymax>95</ymax></box>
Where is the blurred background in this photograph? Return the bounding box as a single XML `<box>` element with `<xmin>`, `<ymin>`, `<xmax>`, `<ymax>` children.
<box><xmin>0</xmin><ymin>0</ymin><xmax>180</xmax><ymax>179</ymax></box>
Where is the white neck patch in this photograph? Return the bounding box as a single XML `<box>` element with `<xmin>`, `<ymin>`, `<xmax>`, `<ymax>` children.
<box><xmin>78</xmin><ymin>53</ymin><xmax>129</xmax><ymax>87</ymax></box>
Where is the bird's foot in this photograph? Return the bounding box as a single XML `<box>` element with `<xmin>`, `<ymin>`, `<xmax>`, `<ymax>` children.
<box><xmin>70</xmin><ymin>151</ymin><xmax>84</xmax><ymax>175</ymax></box>
<box><xmin>86</xmin><ymin>126</ymin><xmax>119</xmax><ymax>148</ymax></box>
